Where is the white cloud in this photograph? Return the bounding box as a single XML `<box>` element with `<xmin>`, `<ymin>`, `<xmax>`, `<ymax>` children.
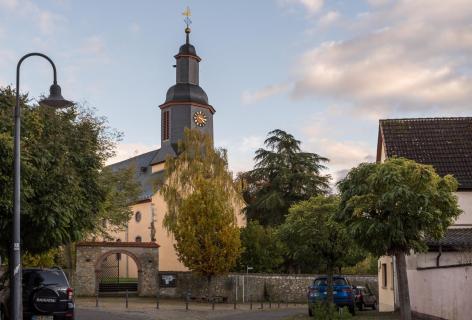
<box><xmin>0</xmin><ymin>0</ymin><xmax>18</xmax><ymax>9</ymax></box>
<box><xmin>80</xmin><ymin>35</ymin><xmax>106</xmax><ymax>56</ymax></box>
<box><xmin>238</xmin><ymin>136</ymin><xmax>264</xmax><ymax>152</ymax></box>
<box><xmin>38</xmin><ymin>10</ymin><xmax>66</xmax><ymax>35</ymax></box>
<box><xmin>241</xmin><ymin>83</ymin><xmax>290</xmax><ymax>105</ymax></box>
<box><xmin>129</xmin><ymin>23</ymin><xmax>141</xmax><ymax>33</ymax></box>
<box><xmin>319</xmin><ymin>11</ymin><xmax>339</xmax><ymax>26</ymax></box>
<box><xmin>366</xmin><ymin>0</ymin><xmax>392</xmax><ymax>6</ymax></box>
<box><xmin>107</xmin><ymin>143</ymin><xmax>159</xmax><ymax>166</ymax></box>
<box><xmin>291</xmin><ymin>0</ymin><xmax>472</xmax><ymax>114</ymax></box>
<box><xmin>279</xmin><ymin>0</ymin><xmax>324</xmax><ymax>15</ymax></box>
<box><xmin>0</xmin><ymin>0</ymin><xmax>66</xmax><ymax>35</ymax></box>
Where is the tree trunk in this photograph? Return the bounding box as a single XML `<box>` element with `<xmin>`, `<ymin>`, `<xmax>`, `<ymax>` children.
<box><xmin>207</xmin><ymin>275</ymin><xmax>212</xmax><ymax>302</ymax></box>
<box><xmin>64</xmin><ymin>242</ymin><xmax>74</xmax><ymax>283</ymax></box>
<box><xmin>394</xmin><ymin>251</ymin><xmax>412</xmax><ymax>320</ymax></box>
<box><xmin>327</xmin><ymin>267</ymin><xmax>334</xmax><ymax>305</ymax></box>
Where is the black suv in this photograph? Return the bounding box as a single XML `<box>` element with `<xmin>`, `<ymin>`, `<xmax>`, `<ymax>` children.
<box><xmin>0</xmin><ymin>268</ymin><xmax>74</xmax><ymax>320</ymax></box>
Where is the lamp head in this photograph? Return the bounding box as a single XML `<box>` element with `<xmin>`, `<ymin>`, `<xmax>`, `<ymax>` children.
<box><xmin>39</xmin><ymin>83</ymin><xmax>73</xmax><ymax>109</ymax></box>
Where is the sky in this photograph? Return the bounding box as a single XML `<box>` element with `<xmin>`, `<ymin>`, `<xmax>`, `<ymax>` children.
<box><xmin>1</xmin><ymin>0</ymin><xmax>471</xmax><ymax>185</ymax></box>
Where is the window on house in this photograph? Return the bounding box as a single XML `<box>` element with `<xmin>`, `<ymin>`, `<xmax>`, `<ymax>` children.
<box><xmin>382</xmin><ymin>263</ymin><xmax>388</xmax><ymax>288</ymax></box>
<box><xmin>391</xmin><ymin>262</ymin><xmax>394</xmax><ymax>289</ymax></box>
<box><xmin>162</xmin><ymin>110</ymin><xmax>170</xmax><ymax>140</ymax></box>
<box><xmin>135</xmin><ymin>211</ymin><xmax>142</xmax><ymax>222</ymax></box>
<box><xmin>135</xmin><ymin>236</ymin><xmax>142</xmax><ymax>243</ymax></box>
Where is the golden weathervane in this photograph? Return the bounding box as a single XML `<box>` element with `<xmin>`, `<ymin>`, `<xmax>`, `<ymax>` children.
<box><xmin>182</xmin><ymin>6</ymin><xmax>192</xmax><ymax>29</ymax></box>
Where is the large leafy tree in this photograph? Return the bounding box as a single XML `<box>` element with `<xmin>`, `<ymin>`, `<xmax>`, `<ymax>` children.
<box><xmin>236</xmin><ymin>221</ymin><xmax>284</xmax><ymax>273</ymax></box>
<box><xmin>162</xmin><ymin>129</ymin><xmax>241</xmax><ymax>292</ymax></box>
<box><xmin>337</xmin><ymin>158</ymin><xmax>461</xmax><ymax>320</ymax></box>
<box><xmin>242</xmin><ymin>129</ymin><xmax>330</xmax><ymax>226</ymax></box>
<box><xmin>278</xmin><ymin>195</ymin><xmax>364</xmax><ymax>303</ymax></box>
<box><xmin>0</xmin><ymin>86</ymin><xmax>139</xmax><ymax>259</ymax></box>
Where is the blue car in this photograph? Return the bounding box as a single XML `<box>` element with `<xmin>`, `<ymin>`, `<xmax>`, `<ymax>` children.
<box><xmin>307</xmin><ymin>276</ymin><xmax>356</xmax><ymax>316</ymax></box>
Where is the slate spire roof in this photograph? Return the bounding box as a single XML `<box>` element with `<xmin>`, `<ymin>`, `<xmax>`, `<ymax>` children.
<box><xmin>377</xmin><ymin>117</ymin><xmax>472</xmax><ymax>190</ymax></box>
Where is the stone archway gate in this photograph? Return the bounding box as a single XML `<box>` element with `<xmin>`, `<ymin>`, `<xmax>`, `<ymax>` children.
<box><xmin>75</xmin><ymin>242</ymin><xmax>159</xmax><ymax>296</ymax></box>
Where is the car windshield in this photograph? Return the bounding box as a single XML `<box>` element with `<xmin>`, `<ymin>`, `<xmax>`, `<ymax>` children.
<box><xmin>313</xmin><ymin>278</ymin><xmax>348</xmax><ymax>286</ymax></box>
<box><xmin>23</xmin><ymin>270</ymin><xmax>68</xmax><ymax>288</ymax></box>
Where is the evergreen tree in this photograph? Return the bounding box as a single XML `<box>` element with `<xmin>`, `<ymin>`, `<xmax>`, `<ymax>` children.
<box><xmin>242</xmin><ymin>129</ymin><xmax>330</xmax><ymax>225</ymax></box>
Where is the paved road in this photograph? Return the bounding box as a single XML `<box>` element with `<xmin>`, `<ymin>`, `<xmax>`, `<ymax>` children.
<box><xmin>76</xmin><ymin>306</ymin><xmax>306</xmax><ymax>320</ymax></box>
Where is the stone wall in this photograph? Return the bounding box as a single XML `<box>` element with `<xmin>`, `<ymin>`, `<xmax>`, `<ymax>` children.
<box><xmin>75</xmin><ymin>242</ymin><xmax>159</xmax><ymax>297</ymax></box>
<box><xmin>159</xmin><ymin>272</ymin><xmax>377</xmax><ymax>303</ymax></box>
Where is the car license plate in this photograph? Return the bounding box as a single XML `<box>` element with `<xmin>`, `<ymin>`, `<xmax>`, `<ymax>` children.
<box><xmin>333</xmin><ymin>291</ymin><xmax>337</xmax><ymax>294</ymax></box>
<box><xmin>32</xmin><ymin>316</ymin><xmax>53</xmax><ymax>320</ymax></box>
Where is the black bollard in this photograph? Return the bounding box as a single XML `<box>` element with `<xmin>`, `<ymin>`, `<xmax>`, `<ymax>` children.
<box><xmin>95</xmin><ymin>293</ymin><xmax>99</xmax><ymax>308</ymax></box>
<box><xmin>278</xmin><ymin>301</ymin><xmax>280</xmax><ymax>308</ymax></box>
<box><xmin>250</xmin><ymin>296</ymin><xmax>253</xmax><ymax>310</ymax></box>
<box><xmin>156</xmin><ymin>291</ymin><xmax>160</xmax><ymax>309</ymax></box>
<box><xmin>260</xmin><ymin>301</ymin><xmax>263</xmax><ymax>309</ymax></box>
<box><xmin>269</xmin><ymin>300</ymin><xmax>271</xmax><ymax>309</ymax></box>
<box><xmin>125</xmin><ymin>289</ymin><xmax>128</xmax><ymax>308</ymax></box>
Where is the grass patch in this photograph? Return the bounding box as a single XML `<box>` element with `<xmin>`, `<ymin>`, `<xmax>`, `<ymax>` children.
<box><xmin>99</xmin><ymin>277</ymin><xmax>138</xmax><ymax>284</ymax></box>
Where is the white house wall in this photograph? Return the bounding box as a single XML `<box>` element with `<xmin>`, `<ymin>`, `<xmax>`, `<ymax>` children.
<box><xmin>454</xmin><ymin>192</ymin><xmax>472</xmax><ymax>226</ymax></box>
<box><xmin>407</xmin><ymin>266</ymin><xmax>472</xmax><ymax>320</ymax></box>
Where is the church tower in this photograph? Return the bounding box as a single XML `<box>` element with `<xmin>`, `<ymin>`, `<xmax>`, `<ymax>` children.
<box><xmin>151</xmin><ymin>26</ymin><xmax>215</xmax><ymax>165</ymax></box>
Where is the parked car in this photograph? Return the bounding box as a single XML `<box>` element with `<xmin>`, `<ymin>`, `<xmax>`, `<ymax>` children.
<box><xmin>0</xmin><ymin>267</ymin><xmax>74</xmax><ymax>320</ymax></box>
<box><xmin>307</xmin><ymin>275</ymin><xmax>356</xmax><ymax>316</ymax></box>
<box><xmin>353</xmin><ymin>285</ymin><xmax>377</xmax><ymax>311</ymax></box>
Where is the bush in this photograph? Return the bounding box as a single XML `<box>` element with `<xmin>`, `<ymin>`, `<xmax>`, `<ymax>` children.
<box><xmin>311</xmin><ymin>302</ymin><xmax>352</xmax><ymax>319</ymax></box>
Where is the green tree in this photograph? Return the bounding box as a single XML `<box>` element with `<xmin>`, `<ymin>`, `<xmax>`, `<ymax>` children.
<box><xmin>162</xmin><ymin>129</ymin><xmax>241</xmax><ymax>295</ymax></box>
<box><xmin>242</xmin><ymin>129</ymin><xmax>330</xmax><ymax>226</ymax></box>
<box><xmin>236</xmin><ymin>221</ymin><xmax>284</xmax><ymax>273</ymax></box>
<box><xmin>337</xmin><ymin>158</ymin><xmax>461</xmax><ymax>320</ymax></box>
<box><xmin>279</xmin><ymin>195</ymin><xmax>364</xmax><ymax>305</ymax></box>
<box><xmin>0</xmin><ymin>86</ymin><xmax>139</xmax><ymax>259</ymax></box>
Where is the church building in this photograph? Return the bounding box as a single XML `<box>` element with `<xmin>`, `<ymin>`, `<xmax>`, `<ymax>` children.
<box><xmin>104</xmin><ymin>26</ymin><xmax>246</xmax><ymax>275</ymax></box>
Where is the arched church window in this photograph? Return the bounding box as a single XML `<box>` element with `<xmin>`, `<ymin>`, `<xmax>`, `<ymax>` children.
<box><xmin>135</xmin><ymin>236</ymin><xmax>142</xmax><ymax>243</ymax></box>
<box><xmin>135</xmin><ymin>211</ymin><xmax>142</xmax><ymax>222</ymax></box>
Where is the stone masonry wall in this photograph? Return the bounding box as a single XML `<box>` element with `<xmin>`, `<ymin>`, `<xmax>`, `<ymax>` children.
<box><xmin>159</xmin><ymin>272</ymin><xmax>377</xmax><ymax>303</ymax></box>
<box><xmin>75</xmin><ymin>242</ymin><xmax>159</xmax><ymax>297</ymax></box>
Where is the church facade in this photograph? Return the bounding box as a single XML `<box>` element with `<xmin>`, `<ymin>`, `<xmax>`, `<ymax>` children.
<box><xmin>105</xmin><ymin>28</ymin><xmax>246</xmax><ymax>275</ymax></box>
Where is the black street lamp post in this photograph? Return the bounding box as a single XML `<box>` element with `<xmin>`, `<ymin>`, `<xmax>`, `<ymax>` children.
<box><xmin>11</xmin><ymin>53</ymin><xmax>72</xmax><ymax>320</ymax></box>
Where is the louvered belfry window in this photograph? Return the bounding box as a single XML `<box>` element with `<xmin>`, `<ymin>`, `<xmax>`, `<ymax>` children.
<box><xmin>162</xmin><ymin>110</ymin><xmax>170</xmax><ymax>140</ymax></box>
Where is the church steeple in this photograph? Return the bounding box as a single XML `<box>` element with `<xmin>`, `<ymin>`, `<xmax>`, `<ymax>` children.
<box><xmin>152</xmin><ymin>13</ymin><xmax>215</xmax><ymax>165</ymax></box>
<box><xmin>174</xmin><ymin>27</ymin><xmax>201</xmax><ymax>86</ymax></box>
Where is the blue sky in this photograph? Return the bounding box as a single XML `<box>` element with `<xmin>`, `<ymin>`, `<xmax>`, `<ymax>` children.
<box><xmin>1</xmin><ymin>0</ymin><xmax>471</xmax><ymax>183</ymax></box>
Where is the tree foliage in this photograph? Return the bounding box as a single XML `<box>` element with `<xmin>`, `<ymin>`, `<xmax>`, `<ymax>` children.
<box><xmin>241</xmin><ymin>129</ymin><xmax>330</xmax><ymax>226</ymax></box>
<box><xmin>0</xmin><ymin>86</ymin><xmax>139</xmax><ymax>257</ymax></box>
<box><xmin>278</xmin><ymin>195</ymin><xmax>365</xmax><ymax>302</ymax></box>
<box><xmin>337</xmin><ymin>157</ymin><xmax>461</xmax><ymax>319</ymax></box>
<box><xmin>162</xmin><ymin>129</ymin><xmax>241</xmax><ymax>278</ymax></box>
<box><xmin>337</xmin><ymin>158</ymin><xmax>461</xmax><ymax>256</ymax></box>
<box><xmin>236</xmin><ymin>221</ymin><xmax>284</xmax><ymax>273</ymax></box>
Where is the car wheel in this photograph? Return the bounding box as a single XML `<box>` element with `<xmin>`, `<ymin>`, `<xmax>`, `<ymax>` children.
<box><xmin>372</xmin><ymin>302</ymin><xmax>377</xmax><ymax>310</ymax></box>
<box><xmin>349</xmin><ymin>305</ymin><xmax>356</xmax><ymax>315</ymax></box>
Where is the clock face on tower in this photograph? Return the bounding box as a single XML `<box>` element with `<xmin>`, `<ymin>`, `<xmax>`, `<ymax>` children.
<box><xmin>193</xmin><ymin>111</ymin><xmax>207</xmax><ymax>127</ymax></box>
